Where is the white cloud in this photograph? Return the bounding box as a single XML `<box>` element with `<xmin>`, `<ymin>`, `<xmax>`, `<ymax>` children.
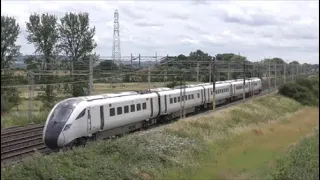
<box><xmin>1</xmin><ymin>0</ymin><xmax>319</xmax><ymax>64</ymax></box>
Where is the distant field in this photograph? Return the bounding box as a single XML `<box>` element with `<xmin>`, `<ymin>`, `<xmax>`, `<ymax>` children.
<box><xmin>18</xmin><ymin>81</ymin><xmax>198</xmax><ymax>97</ymax></box>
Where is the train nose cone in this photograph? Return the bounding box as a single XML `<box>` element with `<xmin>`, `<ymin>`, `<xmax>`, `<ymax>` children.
<box><xmin>44</xmin><ymin>122</ymin><xmax>66</xmax><ymax>150</ymax></box>
<box><xmin>44</xmin><ymin>132</ymin><xmax>59</xmax><ymax>150</ymax></box>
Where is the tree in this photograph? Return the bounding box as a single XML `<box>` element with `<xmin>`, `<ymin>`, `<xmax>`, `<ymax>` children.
<box><xmin>26</xmin><ymin>13</ymin><xmax>59</xmax><ymax>109</ymax></box>
<box><xmin>96</xmin><ymin>60</ymin><xmax>118</xmax><ymax>71</ymax></box>
<box><xmin>177</xmin><ymin>54</ymin><xmax>187</xmax><ymax>60</ymax></box>
<box><xmin>1</xmin><ymin>16</ymin><xmax>22</xmax><ymax>112</ymax></box>
<box><xmin>58</xmin><ymin>12</ymin><xmax>97</xmax><ymax>97</ymax></box>
<box><xmin>289</xmin><ymin>61</ymin><xmax>300</xmax><ymax>65</ymax></box>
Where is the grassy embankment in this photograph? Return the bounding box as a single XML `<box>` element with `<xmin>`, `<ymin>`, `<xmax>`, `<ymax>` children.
<box><xmin>1</xmin><ymin>91</ymin><xmax>319</xmax><ymax>180</ymax></box>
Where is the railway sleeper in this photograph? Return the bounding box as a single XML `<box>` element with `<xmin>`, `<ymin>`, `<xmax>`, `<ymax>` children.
<box><xmin>1</xmin><ymin>132</ymin><xmax>43</xmax><ymax>145</ymax></box>
<box><xmin>1</xmin><ymin>144</ymin><xmax>46</xmax><ymax>160</ymax></box>
<box><xmin>1</xmin><ymin>141</ymin><xmax>45</xmax><ymax>155</ymax></box>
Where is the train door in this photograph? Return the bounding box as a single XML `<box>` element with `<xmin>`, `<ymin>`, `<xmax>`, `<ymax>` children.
<box><xmin>100</xmin><ymin>106</ymin><xmax>105</xmax><ymax>131</ymax></box>
<box><xmin>87</xmin><ymin>106</ymin><xmax>101</xmax><ymax>134</ymax></box>
<box><xmin>201</xmin><ymin>89</ymin><xmax>205</xmax><ymax>103</ymax></box>
<box><xmin>150</xmin><ymin>98</ymin><xmax>154</xmax><ymax>118</ymax></box>
<box><xmin>164</xmin><ymin>95</ymin><xmax>167</xmax><ymax>114</ymax></box>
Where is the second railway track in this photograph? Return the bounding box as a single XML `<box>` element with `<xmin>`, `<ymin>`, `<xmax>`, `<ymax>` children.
<box><xmin>1</xmin><ymin>124</ymin><xmax>51</xmax><ymax>166</ymax></box>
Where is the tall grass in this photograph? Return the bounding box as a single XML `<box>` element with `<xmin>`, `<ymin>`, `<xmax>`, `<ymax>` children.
<box><xmin>165</xmin><ymin>94</ymin><xmax>302</xmax><ymax>142</ymax></box>
<box><xmin>1</xmin><ymin>111</ymin><xmax>49</xmax><ymax>128</ymax></box>
<box><xmin>271</xmin><ymin>128</ymin><xmax>319</xmax><ymax>180</ymax></box>
<box><xmin>1</xmin><ymin>94</ymin><xmax>304</xmax><ymax>180</ymax></box>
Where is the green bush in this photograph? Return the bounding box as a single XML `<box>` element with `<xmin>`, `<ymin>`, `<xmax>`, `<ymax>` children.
<box><xmin>166</xmin><ymin>81</ymin><xmax>185</xmax><ymax>88</ymax></box>
<box><xmin>1</xmin><ymin>111</ymin><xmax>49</xmax><ymax>128</ymax></box>
<box><xmin>272</xmin><ymin>129</ymin><xmax>319</xmax><ymax>180</ymax></box>
<box><xmin>279</xmin><ymin>78</ymin><xmax>319</xmax><ymax>106</ymax></box>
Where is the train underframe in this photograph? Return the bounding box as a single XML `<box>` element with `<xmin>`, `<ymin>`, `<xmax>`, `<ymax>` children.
<box><xmin>67</xmin><ymin>89</ymin><xmax>262</xmax><ymax>149</ymax></box>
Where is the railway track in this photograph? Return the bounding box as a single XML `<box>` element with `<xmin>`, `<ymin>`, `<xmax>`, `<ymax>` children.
<box><xmin>1</xmin><ymin>124</ymin><xmax>51</xmax><ymax>166</ymax></box>
<box><xmin>0</xmin><ymin>88</ymin><xmax>277</xmax><ymax>166</ymax></box>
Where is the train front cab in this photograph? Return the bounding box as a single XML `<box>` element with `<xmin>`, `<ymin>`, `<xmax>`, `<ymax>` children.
<box><xmin>43</xmin><ymin>98</ymin><xmax>83</xmax><ymax>150</ymax></box>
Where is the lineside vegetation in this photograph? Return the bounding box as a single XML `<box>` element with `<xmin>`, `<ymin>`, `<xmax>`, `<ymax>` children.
<box><xmin>3</xmin><ymin>92</ymin><xmax>318</xmax><ymax>180</ymax></box>
<box><xmin>279</xmin><ymin>76</ymin><xmax>319</xmax><ymax>106</ymax></box>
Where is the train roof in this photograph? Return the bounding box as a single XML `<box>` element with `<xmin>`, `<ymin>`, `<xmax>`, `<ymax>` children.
<box><xmin>89</xmin><ymin>92</ymin><xmax>158</xmax><ymax>104</ymax></box>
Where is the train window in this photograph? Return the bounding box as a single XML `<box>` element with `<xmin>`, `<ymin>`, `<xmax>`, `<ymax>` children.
<box><xmin>170</xmin><ymin>98</ymin><xmax>173</xmax><ymax>104</ymax></box>
<box><xmin>130</xmin><ymin>104</ymin><xmax>135</xmax><ymax>112</ymax></box>
<box><xmin>178</xmin><ymin>97</ymin><xmax>180</xmax><ymax>102</ymax></box>
<box><xmin>181</xmin><ymin>96</ymin><xmax>184</xmax><ymax>101</ymax></box>
<box><xmin>76</xmin><ymin>109</ymin><xmax>86</xmax><ymax>120</ymax></box>
<box><xmin>188</xmin><ymin>95</ymin><xmax>191</xmax><ymax>100</ymax></box>
<box><xmin>142</xmin><ymin>102</ymin><xmax>147</xmax><ymax>110</ymax></box>
<box><xmin>174</xmin><ymin>97</ymin><xmax>177</xmax><ymax>103</ymax></box>
<box><xmin>110</xmin><ymin>108</ymin><xmax>115</xmax><ymax>116</ymax></box>
<box><xmin>211</xmin><ymin>91</ymin><xmax>213</xmax><ymax>95</ymax></box>
<box><xmin>185</xmin><ymin>95</ymin><xmax>187</xmax><ymax>100</ymax></box>
<box><xmin>124</xmin><ymin>105</ymin><xmax>129</xmax><ymax>113</ymax></box>
<box><xmin>192</xmin><ymin>94</ymin><xmax>194</xmax><ymax>99</ymax></box>
<box><xmin>197</xmin><ymin>93</ymin><xmax>200</xmax><ymax>98</ymax></box>
<box><xmin>117</xmin><ymin>107</ymin><xmax>122</xmax><ymax>115</ymax></box>
<box><xmin>137</xmin><ymin>103</ymin><xmax>141</xmax><ymax>111</ymax></box>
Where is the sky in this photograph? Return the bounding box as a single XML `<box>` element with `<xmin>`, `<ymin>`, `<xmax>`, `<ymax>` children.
<box><xmin>1</xmin><ymin>0</ymin><xmax>319</xmax><ymax>64</ymax></box>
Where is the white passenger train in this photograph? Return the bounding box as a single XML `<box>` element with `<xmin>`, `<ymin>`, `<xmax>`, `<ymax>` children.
<box><xmin>43</xmin><ymin>78</ymin><xmax>262</xmax><ymax>150</ymax></box>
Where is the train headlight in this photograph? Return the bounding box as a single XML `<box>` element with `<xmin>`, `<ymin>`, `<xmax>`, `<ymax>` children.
<box><xmin>64</xmin><ymin>124</ymin><xmax>72</xmax><ymax>131</ymax></box>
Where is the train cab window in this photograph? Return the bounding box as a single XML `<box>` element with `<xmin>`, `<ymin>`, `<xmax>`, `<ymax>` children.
<box><xmin>197</xmin><ymin>93</ymin><xmax>200</xmax><ymax>98</ymax></box>
<box><xmin>142</xmin><ymin>102</ymin><xmax>147</xmax><ymax>110</ymax></box>
<box><xmin>137</xmin><ymin>103</ymin><xmax>141</xmax><ymax>111</ymax></box>
<box><xmin>76</xmin><ymin>109</ymin><xmax>86</xmax><ymax>120</ymax></box>
<box><xmin>117</xmin><ymin>107</ymin><xmax>122</xmax><ymax>115</ymax></box>
<box><xmin>124</xmin><ymin>105</ymin><xmax>129</xmax><ymax>113</ymax></box>
<box><xmin>174</xmin><ymin>97</ymin><xmax>177</xmax><ymax>103</ymax></box>
<box><xmin>170</xmin><ymin>98</ymin><xmax>173</xmax><ymax>104</ymax></box>
<box><xmin>110</xmin><ymin>108</ymin><xmax>115</xmax><ymax>116</ymax></box>
<box><xmin>192</xmin><ymin>94</ymin><xmax>194</xmax><ymax>99</ymax></box>
<box><xmin>178</xmin><ymin>97</ymin><xmax>180</xmax><ymax>102</ymax></box>
<box><xmin>130</xmin><ymin>104</ymin><xmax>135</xmax><ymax>112</ymax></box>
